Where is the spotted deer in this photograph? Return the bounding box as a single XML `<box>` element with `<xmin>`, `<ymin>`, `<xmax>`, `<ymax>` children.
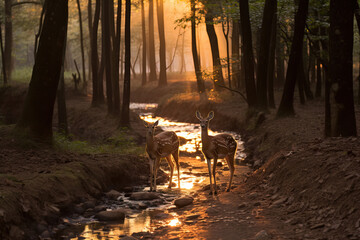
<box><xmin>144</xmin><ymin>120</ymin><xmax>180</xmax><ymax>191</ymax></box>
<box><xmin>196</xmin><ymin>111</ymin><xmax>237</xmax><ymax>194</ymax></box>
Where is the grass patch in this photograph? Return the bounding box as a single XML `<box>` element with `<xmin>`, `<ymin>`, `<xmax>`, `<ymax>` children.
<box><xmin>12</xmin><ymin>67</ymin><xmax>73</xmax><ymax>84</ymax></box>
<box><xmin>54</xmin><ymin>131</ymin><xmax>144</xmax><ymax>155</ymax></box>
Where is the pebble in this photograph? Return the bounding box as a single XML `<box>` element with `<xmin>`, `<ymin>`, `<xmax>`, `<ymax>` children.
<box><xmin>174</xmin><ymin>197</ymin><xmax>193</xmax><ymax>208</ymax></box>
<box><xmin>105</xmin><ymin>190</ymin><xmax>122</xmax><ymax>200</ymax></box>
<box><xmin>130</xmin><ymin>192</ymin><xmax>160</xmax><ymax>200</ymax></box>
<box><xmin>255</xmin><ymin>230</ymin><xmax>270</xmax><ymax>240</ymax></box>
<box><xmin>96</xmin><ymin>209</ymin><xmax>126</xmax><ymax>221</ymax></box>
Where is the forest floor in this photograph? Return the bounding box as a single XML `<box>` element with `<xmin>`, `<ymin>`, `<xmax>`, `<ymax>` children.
<box><xmin>0</xmin><ymin>79</ymin><xmax>360</xmax><ymax>239</ymax></box>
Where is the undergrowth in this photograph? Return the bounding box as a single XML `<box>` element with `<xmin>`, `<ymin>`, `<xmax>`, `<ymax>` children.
<box><xmin>54</xmin><ymin>131</ymin><xmax>144</xmax><ymax>155</ymax></box>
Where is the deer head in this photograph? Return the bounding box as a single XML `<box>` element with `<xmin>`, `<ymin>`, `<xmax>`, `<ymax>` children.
<box><xmin>144</xmin><ymin>120</ymin><xmax>159</xmax><ymax>136</ymax></box>
<box><xmin>196</xmin><ymin>111</ymin><xmax>214</xmax><ymax>129</ymax></box>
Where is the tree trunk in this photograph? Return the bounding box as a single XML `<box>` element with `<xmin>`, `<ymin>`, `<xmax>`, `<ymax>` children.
<box><xmin>87</xmin><ymin>0</ymin><xmax>93</xmax><ymax>84</ymax></box>
<box><xmin>231</xmin><ymin>19</ymin><xmax>240</xmax><ymax>89</ymax></box>
<box><xmin>277</xmin><ymin>0</ymin><xmax>308</xmax><ymax>117</ymax></box>
<box><xmin>239</xmin><ymin>0</ymin><xmax>257</xmax><ymax>107</ymax></box>
<box><xmin>156</xmin><ymin>0</ymin><xmax>167</xmax><ymax>86</ymax></box>
<box><xmin>297</xmin><ymin>56</ymin><xmax>306</xmax><ymax>105</ymax></box>
<box><xmin>91</xmin><ymin>0</ymin><xmax>100</xmax><ymax>106</ymax></box>
<box><xmin>4</xmin><ymin>0</ymin><xmax>12</xmax><ymax>80</ymax></box>
<box><xmin>102</xmin><ymin>0</ymin><xmax>113</xmax><ymax>114</ymax></box>
<box><xmin>275</xmin><ymin>28</ymin><xmax>285</xmax><ymax>88</ymax></box>
<box><xmin>141</xmin><ymin>0</ymin><xmax>147</xmax><ymax>86</ymax></box>
<box><xmin>205</xmin><ymin>10</ymin><xmax>225</xmax><ymax>89</ymax></box>
<box><xmin>111</xmin><ymin>0</ymin><xmax>122</xmax><ymax>115</ymax></box>
<box><xmin>256</xmin><ymin>0</ymin><xmax>277</xmax><ymax>110</ymax></box>
<box><xmin>148</xmin><ymin>0</ymin><xmax>157</xmax><ymax>81</ymax></box>
<box><xmin>16</xmin><ymin>0</ymin><xmax>68</xmax><ymax>141</ymax></box>
<box><xmin>190</xmin><ymin>0</ymin><xmax>205</xmax><ymax>94</ymax></box>
<box><xmin>0</xmin><ymin>21</ymin><xmax>7</xmax><ymax>85</ymax></box>
<box><xmin>328</xmin><ymin>0</ymin><xmax>356</xmax><ymax>136</ymax></box>
<box><xmin>76</xmin><ymin>0</ymin><xmax>87</xmax><ymax>93</ymax></box>
<box><xmin>121</xmin><ymin>0</ymin><xmax>131</xmax><ymax>126</ymax></box>
<box><xmin>57</xmin><ymin>31</ymin><xmax>68</xmax><ymax>135</ymax></box>
<box><xmin>267</xmin><ymin>12</ymin><xmax>277</xmax><ymax>108</ymax></box>
<box><xmin>222</xmin><ymin>20</ymin><xmax>231</xmax><ymax>88</ymax></box>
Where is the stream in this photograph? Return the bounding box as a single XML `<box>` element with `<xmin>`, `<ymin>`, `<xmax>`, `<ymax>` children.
<box><xmin>57</xmin><ymin>103</ymin><xmax>248</xmax><ymax>240</ymax></box>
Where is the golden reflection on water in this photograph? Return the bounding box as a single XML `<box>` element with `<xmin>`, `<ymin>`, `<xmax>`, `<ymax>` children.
<box><xmin>71</xmin><ymin>214</ymin><xmax>152</xmax><ymax>240</ymax></box>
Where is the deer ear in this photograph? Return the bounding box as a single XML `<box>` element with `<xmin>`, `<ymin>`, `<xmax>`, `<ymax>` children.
<box><xmin>207</xmin><ymin>111</ymin><xmax>214</xmax><ymax>120</ymax></box>
<box><xmin>143</xmin><ymin>121</ymin><xmax>149</xmax><ymax>128</ymax></box>
<box><xmin>154</xmin><ymin>120</ymin><xmax>159</xmax><ymax>126</ymax></box>
<box><xmin>196</xmin><ymin>111</ymin><xmax>202</xmax><ymax>120</ymax></box>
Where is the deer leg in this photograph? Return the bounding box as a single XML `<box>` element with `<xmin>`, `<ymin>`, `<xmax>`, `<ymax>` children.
<box><xmin>225</xmin><ymin>154</ymin><xmax>235</xmax><ymax>192</ymax></box>
<box><xmin>149</xmin><ymin>158</ymin><xmax>154</xmax><ymax>192</ymax></box>
<box><xmin>165</xmin><ymin>155</ymin><xmax>174</xmax><ymax>189</ymax></box>
<box><xmin>153</xmin><ymin>158</ymin><xmax>160</xmax><ymax>192</ymax></box>
<box><xmin>212</xmin><ymin>157</ymin><xmax>218</xmax><ymax>195</ymax></box>
<box><xmin>206</xmin><ymin>157</ymin><xmax>213</xmax><ymax>195</ymax></box>
<box><xmin>172</xmin><ymin>151</ymin><xmax>180</xmax><ymax>189</ymax></box>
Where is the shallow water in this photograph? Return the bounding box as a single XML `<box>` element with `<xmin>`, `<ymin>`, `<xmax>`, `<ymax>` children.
<box><xmin>60</xmin><ymin>103</ymin><xmax>247</xmax><ymax>240</ymax></box>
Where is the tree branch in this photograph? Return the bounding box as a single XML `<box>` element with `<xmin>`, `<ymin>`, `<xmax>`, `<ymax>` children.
<box><xmin>12</xmin><ymin>1</ymin><xmax>42</xmax><ymax>7</ymax></box>
<box><xmin>214</xmin><ymin>82</ymin><xmax>248</xmax><ymax>103</ymax></box>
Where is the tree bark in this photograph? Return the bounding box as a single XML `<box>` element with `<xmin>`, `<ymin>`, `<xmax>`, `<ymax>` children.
<box><xmin>121</xmin><ymin>0</ymin><xmax>131</xmax><ymax>126</ymax></box>
<box><xmin>102</xmin><ymin>0</ymin><xmax>113</xmax><ymax>114</ymax></box>
<box><xmin>148</xmin><ymin>0</ymin><xmax>157</xmax><ymax>82</ymax></box>
<box><xmin>91</xmin><ymin>0</ymin><xmax>100</xmax><ymax>106</ymax></box>
<box><xmin>328</xmin><ymin>0</ymin><xmax>356</xmax><ymax>136</ymax></box>
<box><xmin>267</xmin><ymin>12</ymin><xmax>277</xmax><ymax>108</ymax></box>
<box><xmin>0</xmin><ymin>21</ymin><xmax>7</xmax><ymax>85</ymax></box>
<box><xmin>205</xmin><ymin>7</ymin><xmax>225</xmax><ymax>89</ymax></box>
<box><xmin>4</xmin><ymin>0</ymin><xmax>12</xmax><ymax>80</ymax></box>
<box><xmin>156</xmin><ymin>0</ymin><xmax>167</xmax><ymax>86</ymax></box>
<box><xmin>239</xmin><ymin>0</ymin><xmax>257</xmax><ymax>107</ymax></box>
<box><xmin>111</xmin><ymin>0</ymin><xmax>122</xmax><ymax>115</ymax></box>
<box><xmin>277</xmin><ymin>0</ymin><xmax>309</xmax><ymax>117</ymax></box>
<box><xmin>76</xmin><ymin>0</ymin><xmax>87</xmax><ymax>93</ymax></box>
<box><xmin>16</xmin><ymin>0</ymin><xmax>68</xmax><ymax>141</ymax></box>
<box><xmin>190</xmin><ymin>0</ymin><xmax>205</xmax><ymax>94</ymax></box>
<box><xmin>256</xmin><ymin>0</ymin><xmax>277</xmax><ymax>110</ymax></box>
<box><xmin>231</xmin><ymin>19</ymin><xmax>240</xmax><ymax>89</ymax></box>
<box><xmin>141</xmin><ymin>0</ymin><xmax>147</xmax><ymax>86</ymax></box>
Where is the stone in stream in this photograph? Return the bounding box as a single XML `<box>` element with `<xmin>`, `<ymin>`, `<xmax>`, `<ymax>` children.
<box><xmin>255</xmin><ymin>230</ymin><xmax>270</xmax><ymax>240</ymax></box>
<box><xmin>96</xmin><ymin>209</ymin><xmax>126</xmax><ymax>221</ymax></box>
<box><xmin>120</xmin><ymin>236</ymin><xmax>138</xmax><ymax>240</ymax></box>
<box><xmin>173</xmin><ymin>197</ymin><xmax>193</xmax><ymax>208</ymax></box>
<box><xmin>105</xmin><ymin>190</ymin><xmax>122</xmax><ymax>200</ymax></box>
<box><xmin>94</xmin><ymin>204</ymin><xmax>108</xmax><ymax>213</ymax></box>
<box><xmin>130</xmin><ymin>192</ymin><xmax>160</xmax><ymax>201</ymax></box>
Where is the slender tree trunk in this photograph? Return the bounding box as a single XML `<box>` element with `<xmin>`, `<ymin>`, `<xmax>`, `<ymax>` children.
<box><xmin>91</xmin><ymin>0</ymin><xmax>100</xmax><ymax>106</ymax></box>
<box><xmin>275</xmin><ymin>29</ymin><xmax>285</xmax><ymax>87</ymax></box>
<box><xmin>76</xmin><ymin>0</ymin><xmax>87</xmax><ymax>93</ymax></box>
<box><xmin>267</xmin><ymin>12</ymin><xmax>277</xmax><ymax>108</ymax></box>
<box><xmin>88</xmin><ymin>0</ymin><xmax>93</xmax><ymax>83</ymax></box>
<box><xmin>205</xmin><ymin>10</ymin><xmax>225</xmax><ymax>89</ymax></box>
<box><xmin>315</xmin><ymin>34</ymin><xmax>322</xmax><ymax>97</ymax></box>
<box><xmin>141</xmin><ymin>0</ymin><xmax>147</xmax><ymax>86</ymax></box>
<box><xmin>0</xmin><ymin>22</ymin><xmax>7</xmax><ymax>85</ymax></box>
<box><xmin>121</xmin><ymin>0</ymin><xmax>131</xmax><ymax>126</ymax></box>
<box><xmin>191</xmin><ymin>0</ymin><xmax>205</xmax><ymax>94</ymax></box>
<box><xmin>277</xmin><ymin>0</ymin><xmax>309</xmax><ymax>117</ymax></box>
<box><xmin>111</xmin><ymin>0</ymin><xmax>122</xmax><ymax>115</ymax></box>
<box><xmin>57</xmin><ymin>32</ymin><xmax>68</xmax><ymax>135</ymax></box>
<box><xmin>102</xmin><ymin>0</ymin><xmax>113</xmax><ymax>114</ymax></box>
<box><xmin>297</xmin><ymin>56</ymin><xmax>306</xmax><ymax>105</ymax></box>
<box><xmin>239</xmin><ymin>0</ymin><xmax>257</xmax><ymax>107</ymax></box>
<box><xmin>148</xmin><ymin>0</ymin><xmax>157</xmax><ymax>82</ymax></box>
<box><xmin>17</xmin><ymin>0</ymin><xmax>68</xmax><ymax>141</ymax></box>
<box><xmin>156</xmin><ymin>0</ymin><xmax>167</xmax><ymax>86</ymax></box>
<box><xmin>222</xmin><ymin>20</ymin><xmax>231</xmax><ymax>88</ymax></box>
<box><xmin>4</xmin><ymin>0</ymin><xmax>12</xmax><ymax>81</ymax></box>
<box><xmin>256</xmin><ymin>0</ymin><xmax>277</xmax><ymax>110</ymax></box>
<box><xmin>328</xmin><ymin>0</ymin><xmax>356</xmax><ymax>136</ymax></box>
<box><xmin>231</xmin><ymin>19</ymin><xmax>240</xmax><ymax>89</ymax></box>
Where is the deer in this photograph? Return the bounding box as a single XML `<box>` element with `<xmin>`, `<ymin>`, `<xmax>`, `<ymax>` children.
<box><xmin>144</xmin><ymin>120</ymin><xmax>180</xmax><ymax>192</ymax></box>
<box><xmin>196</xmin><ymin>111</ymin><xmax>237</xmax><ymax>195</ymax></box>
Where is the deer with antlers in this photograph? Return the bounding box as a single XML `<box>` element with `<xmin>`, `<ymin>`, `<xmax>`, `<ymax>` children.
<box><xmin>144</xmin><ymin>120</ymin><xmax>180</xmax><ymax>191</ymax></box>
<box><xmin>196</xmin><ymin>111</ymin><xmax>237</xmax><ymax>195</ymax></box>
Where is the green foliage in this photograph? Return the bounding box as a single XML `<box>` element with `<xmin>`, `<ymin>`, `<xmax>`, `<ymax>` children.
<box><xmin>54</xmin><ymin>131</ymin><xmax>143</xmax><ymax>155</ymax></box>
